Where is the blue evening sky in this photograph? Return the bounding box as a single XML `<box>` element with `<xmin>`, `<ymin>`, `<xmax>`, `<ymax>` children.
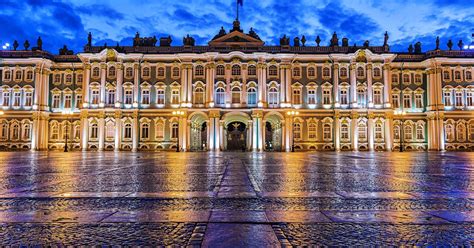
<box><xmin>1</xmin><ymin>0</ymin><xmax>473</xmax><ymax>54</ymax></box>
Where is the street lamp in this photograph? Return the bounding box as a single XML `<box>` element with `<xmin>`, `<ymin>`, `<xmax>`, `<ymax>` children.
<box><xmin>286</xmin><ymin>110</ymin><xmax>299</xmax><ymax>152</ymax></box>
<box><xmin>172</xmin><ymin>110</ymin><xmax>185</xmax><ymax>152</ymax></box>
<box><xmin>1</xmin><ymin>43</ymin><xmax>10</xmax><ymax>50</ymax></box>
<box><xmin>62</xmin><ymin>110</ymin><xmax>73</xmax><ymax>152</ymax></box>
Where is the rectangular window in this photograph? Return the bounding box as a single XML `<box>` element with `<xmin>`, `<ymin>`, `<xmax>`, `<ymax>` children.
<box><xmin>13</xmin><ymin>92</ymin><xmax>21</xmax><ymax>107</ymax></box>
<box><xmin>444</xmin><ymin>91</ymin><xmax>452</xmax><ymax>106</ymax></box>
<box><xmin>247</xmin><ymin>89</ymin><xmax>257</xmax><ymax>105</ymax></box>
<box><xmin>171</xmin><ymin>89</ymin><xmax>180</xmax><ymax>104</ymax></box>
<box><xmin>392</xmin><ymin>94</ymin><xmax>400</xmax><ymax>108</ymax></box>
<box><xmin>307</xmin><ymin>89</ymin><xmax>316</xmax><ymax>105</ymax></box>
<box><xmin>3</xmin><ymin>92</ymin><xmax>10</xmax><ymax>107</ymax></box>
<box><xmin>375</xmin><ymin>124</ymin><xmax>383</xmax><ymax>139</ymax></box>
<box><xmin>156</xmin><ymin>89</ymin><xmax>165</xmax><ymax>105</ymax></box>
<box><xmin>373</xmin><ymin>88</ymin><xmax>382</xmax><ymax>105</ymax></box>
<box><xmin>340</xmin><ymin>89</ymin><xmax>348</xmax><ymax>105</ymax></box>
<box><xmin>52</xmin><ymin>94</ymin><xmax>60</xmax><ymax>109</ymax></box>
<box><xmin>455</xmin><ymin>91</ymin><xmax>463</xmax><ymax>107</ymax></box>
<box><xmin>91</xmin><ymin>89</ymin><xmax>100</xmax><ymax>105</ymax></box>
<box><xmin>403</xmin><ymin>94</ymin><xmax>411</xmax><ymax>109</ymax></box>
<box><xmin>24</xmin><ymin>92</ymin><xmax>33</xmax><ymax>107</ymax></box>
<box><xmin>292</xmin><ymin>89</ymin><xmax>301</xmax><ymax>105</ymax></box>
<box><xmin>414</xmin><ymin>94</ymin><xmax>423</xmax><ymax>109</ymax></box>
<box><xmin>64</xmin><ymin>94</ymin><xmax>72</xmax><ymax>109</ymax></box>
<box><xmin>323</xmin><ymin>124</ymin><xmax>331</xmax><ymax>140</ymax></box>
<box><xmin>467</xmin><ymin>91</ymin><xmax>474</xmax><ymax>107</ymax></box>
<box><xmin>341</xmin><ymin>125</ymin><xmax>349</xmax><ymax>140</ymax></box>
<box><xmin>142</xmin><ymin>89</ymin><xmax>150</xmax><ymax>105</ymax></box>
<box><xmin>76</xmin><ymin>94</ymin><xmax>83</xmax><ymax>108</ymax></box>
<box><xmin>322</xmin><ymin>89</ymin><xmax>331</xmax><ymax>105</ymax></box>
<box><xmin>107</xmin><ymin>90</ymin><xmax>115</xmax><ymax>105</ymax></box>
<box><xmin>124</xmin><ymin>89</ymin><xmax>133</xmax><ymax>105</ymax></box>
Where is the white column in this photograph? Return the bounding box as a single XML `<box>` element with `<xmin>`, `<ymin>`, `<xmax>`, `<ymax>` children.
<box><xmin>187</xmin><ymin>66</ymin><xmax>193</xmax><ymax>105</ymax></box>
<box><xmin>114</xmin><ymin>113</ymin><xmax>121</xmax><ymax>151</ymax></box>
<box><xmin>219</xmin><ymin>120</ymin><xmax>224</xmax><ymax>150</ymax></box>
<box><xmin>33</xmin><ymin>68</ymin><xmax>42</xmax><ymax>107</ymax></box>
<box><xmin>247</xmin><ymin>120</ymin><xmax>253</xmax><ymax>151</ymax></box>
<box><xmin>83</xmin><ymin>64</ymin><xmax>91</xmax><ymax>107</ymax></box>
<box><xmin>280</xmin><ymin>66</ymin><xmax>286</xmax><ymax>106</ymax></box>
<box><xmin>116</xmin><ymin>64</ymin><xmax>123</xmax><ymax>108</ymax></box>
<box><xmin>368</xmin><ymin>115</ymin><xmax>375</xmax><ymax>151</ymax></box>
<box><xmin>285</xmin><ymin>117</ymin><xmax>292</xmax><ymax>152</ymax></box>
<box><xmin>132</xmin><ymin>112</ymin><xmax>138</xmax><ymax>151</ymax></box>
<box><xmin>100</xmin><ymin>63</ymin><xmax>106</xmax><ymax>106</ymax></box>
<box><xmin>384</xmin><ymin>116</ymin><xmax>393</xmax><ymax>151</ymax></box>
<box><xmin>133</xmin><ymin>64</ymin><xmax>139</xmax><ymax>106</ymax></box>
<box><xmin>186</xmin><ymin>121</ymin><xmax>191</xmax><ymax>151</ymax></box>
<box><xmin>181</xmin><ymin>65</ymin><xmax>187</xmax><ymax>105</ymax></box>
<box><xmin>286</xmin><ymin>67</ymin><xmax>291</xmax><ymax>106</ymax></box>
<box><xmin>225</xmin><ymin>65</ymin><xmax>231</xmax><ymax>105</ymax></box>
<box><xmin>81</xmin><ymin>112</ymin><xmax>89</xmax><ymax>151</ymax></box>
<box><xmin>350</xmin><ymin>63</ymin><xmax>357</xmax><ymax>107</ymax></box>
<box><xmin>351</xmin><ymin>113</ymin><xmax>358</xmax><ymax>151</ymax></box>
<box><xmin>367</xmin><ymin>64</ymin><xmax>373</xmax><ymax>108</ymax></box>
<box><xmin>383</xmin><ymin>64</ymin><xmax>391</xmax><ymax>108</ymax></box>
<box><xmin>335</xmin><ymin>115</ymin><xmax>341</xmax><ymax>151</ymax></box>
<box><xmin>262</xmin><ymin>65</ymin><xmax>267</xmax><ymax>104</ymax></box>
<box><xmin>257</xmin><ymin>64</ymin><xmax>263</xmax><ymax>105</ymax></box>
<box><xmin>209</xmin><ymin>64</ymin><xmax>215</xmax><ymax>105</ymax></box>
<box><xmin>98</xmin><ymin>115</ymin><xmax>105</xmax><ymax>151</ymax></box>
<box><xmin>333</xmin><ymin>64</ymin><xmax>340</xmax><ymax>107</ymax></box>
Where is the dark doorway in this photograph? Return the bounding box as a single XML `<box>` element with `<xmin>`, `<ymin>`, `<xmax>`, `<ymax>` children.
<box><xmin>227</xmin><ymin>121</ymin><xmax>246</xmax><ymax>151</ymax></box>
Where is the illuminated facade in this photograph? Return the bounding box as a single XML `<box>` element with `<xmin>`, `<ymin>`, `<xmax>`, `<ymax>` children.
<box><xmin>1</xmin><ymin>21</ymin><xmax>474</xmax><ymax>152</ymax></box>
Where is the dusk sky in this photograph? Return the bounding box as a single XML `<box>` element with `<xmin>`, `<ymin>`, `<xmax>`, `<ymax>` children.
<box><xmin>1</xmin><ymin>0</ymin><xmax>473</xmax><ymax>54</ymax></box>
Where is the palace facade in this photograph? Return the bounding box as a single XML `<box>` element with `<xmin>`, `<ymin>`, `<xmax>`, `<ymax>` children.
<box><xmin>1</xmin><ymin>20</ymin><xmax>474</xmax><ymax>152</ymax></box>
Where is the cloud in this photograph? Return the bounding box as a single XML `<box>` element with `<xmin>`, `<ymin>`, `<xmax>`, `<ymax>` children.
<box><xmin>0</xmin><ymin>0</ymin><xmax>472</xmax><ymax>54</ymax></box>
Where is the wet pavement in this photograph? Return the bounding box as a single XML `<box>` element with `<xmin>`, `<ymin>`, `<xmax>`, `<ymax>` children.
<box><xmin>0</xmin><ymin>151</ymin><xmax>473</xmax><ymax>246</ymax></box>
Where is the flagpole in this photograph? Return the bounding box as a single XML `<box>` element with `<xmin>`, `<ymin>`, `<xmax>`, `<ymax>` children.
<box><xmin>236</xmin><ymin>0</ymin><xmax>239</xmax><ymax>20</ymax></box>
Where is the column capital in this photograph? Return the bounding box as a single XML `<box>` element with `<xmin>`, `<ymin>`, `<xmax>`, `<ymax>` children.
<box><xmin>383</xmin><ymin>64</ymin><xmax>391</xmax><ymax>70</ymax></box>
<box><xmin>350</xmin><ymin>63</ymin><xmax>357</xmax><ymax>70</ymax></box>
<box><xmin>84</xmin><ymin>64</ymin><xmax>91</xmax><ymax>70</ymax></box>
<box><xmin>333</xmin><ymin>63</ymin><xmax>340</xmax><ymax>70</ymax></box>
<box><xmin>366</xmin><ymin>63</ymin><xmax>373</xmax><ymax>70</ymax></box>
<box><xmin>100</xmin><ymin>63</ymin><xmax>107</xmax><ymax>69</ymax></box>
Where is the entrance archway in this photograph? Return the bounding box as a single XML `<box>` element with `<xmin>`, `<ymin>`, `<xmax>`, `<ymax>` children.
<box><xmin>189</xmin><ymin>112</ymin><xmax>208</xmax><ymax>151</ymax></box>
<box><xmin>226</xmin><ymin>121</ymin><xmax>247</xmax><ymax>151</ymax></box>
<box><xmin>264</xmin><ymin>112</ymin><xmax>284</xmax><ymax>151</ymax></box>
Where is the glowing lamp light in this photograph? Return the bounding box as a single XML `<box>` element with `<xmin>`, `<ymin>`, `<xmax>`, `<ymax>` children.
<box><xmin>0</xmin><ymin>110</ymin><xmax>4</xmax><ymax>116</ymax></box>
<box><xmin>115</xmin><ymin>102</ymin><xmax>121</xmax><ymax>108</ymax></box>
<box><xmin>132</xmin><ymin>102</ymin><xmax>139</xmax><ymax>108</ymax></box>
<box><xmin>209</xmin><ymin>102</ymin><xmax>214</xmax><ymax>108</ymax></box>
<box><xmin>334</xmin><ymin>103</ymin><xmax>341</xmax><ymax>108</ymax></box>
<box><xmin>225</xmin><ymin>103</ymin><xmax>231</xmax><ymax>108</ymax></box>
<box><xmin>32</xmin><ymin>105</ymin><xmax>38</xmax><ymax>110</ymax></box>
<box><xmin>257</xmin><ymin>102</ymin><xmax>263</xmax><ymax>108</ymax></box>
<box><xmin>83</xmin><ymin>103</ymin><xmax>89</xmax><ymax>108</ymax></box>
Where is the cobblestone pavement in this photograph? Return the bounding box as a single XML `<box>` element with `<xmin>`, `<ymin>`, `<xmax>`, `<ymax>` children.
<box><xmin>0</xmin><ymin>151</ymin><xmax>473</xmax><ymax>246</ymax></box>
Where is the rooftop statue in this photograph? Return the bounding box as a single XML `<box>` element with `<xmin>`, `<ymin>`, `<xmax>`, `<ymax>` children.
<box><xmin>301</xmin><ymin>35</ymin><xmax>306</xmax><ymax>46</ymax></box>
<box><xmin>408</xmin><ymin>44</ymin><xmax>414</xmax><ymax>54</ymax></box>
<box><xmin>59</xmin><ymin>45</ymin><xmax>73</xmax><ymax>55</ymax></box>
<box><xmin>315</xmin><ymin>35</ymin><xmax>321</xmax><ymax>47</ymax></box>
<box><xmin>280</xmin><ymin>35</ymin><xmax>290</xmax><ymax>46</ymax></box>
<box><xmin>330</xmin><ymin>32</ymin><xmax>338</xmax><ymax>47</ymax></box>
<box><xmin>248</xmin><ymin>27</ymin><xmax>261</xmax><ymax>40</ymax></box>
<box><xmin>183</xmin><ymin>34</ymin><xmax>195</xmax><ymax>46</ymax></box>
<box><xmin>13</xmin><ymin>40</ymin><xmax>18</xmax><ymax>51</ymax></box>
<box><xmin>435</xmin><ymin>36</ymin><xmax>440</xmax><ymax>50</ymax></box>
<box><xmin>447</xmin><ymin>39</ymin><xmax>453</xmax><ymax>50</ymax></box>
<box><xmin>37</xmin><ymin>36</ymin><xmax>42</xmax><ymax>50</ymax></box>
<box><xmin>87</xmin><ymin>32</ymin><xmax>92</xmax><ymax>47</ymax></box>
<box><xmin>363</xmin><ymin>40</ymin><xmax>370</xmax><ymax>48</ymax></box>
<box><xmin>24</xmin><ymin>40</ymin><xmax>30</xmax><ymax>50</ymax></box>
<box><xmin>293</xmin><ymin>36</ymin><xmax>300</xmax><ymax>47</ymax></box>
<box><xmin>414</xmin><ymin>41</ymin><xmax>422</xmax><ymax>54</ymax></box>
<box><xmin>458</xmin><ymin>39</ymin><xmax>464</xmax><ymax>50</ymax></box>
<box><xmin>342</xmin><ymin>37</ymin><xmax>348</xmax><ymax>47</ymax></box>
<box><xmin>383</xmin><ymin>31</ymin><xmax>389</xmax><ymax>46</ymax></box>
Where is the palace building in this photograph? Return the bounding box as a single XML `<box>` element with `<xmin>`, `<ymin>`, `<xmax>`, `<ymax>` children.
<box><xmin>1</xmin><ymin>20</ymin><xmax>474</xmax><ymax>152</ymax></box>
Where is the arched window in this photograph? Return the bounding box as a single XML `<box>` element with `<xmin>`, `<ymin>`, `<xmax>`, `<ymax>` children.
<box><xmin>108</xmin><ymin>66</ymin><xmax>116</xmax><ymax>77</ymax></box>
<box><xmin>50</xmin><ymin>123</ymin><xmax>59</xmax><ymax>140</ymax></box>
<box><xmin>2</xmin><ymin>90</ymin><xmax>10</xmax><ymax>107</ymax></box>
<box><xmin>231</xmin><ymin>87</ymin><xmax>241</xmax><ymax>104</ymax></box>
<box><xmin>248</xmin><ymin>65</ymin><xmax>256</xmax><ymax>76</ymax></box>
<box><xmin>268</xmin><ymin>87</ymin><xmax>279</xmax><ymax>107</ymax></box>
<box><xmin>268</xmin><ymin>65</ymin><xmax>278</xmax><ymax>76</ymax></box>
<box><xmin>106</xmin><ymin>122</ymin><xmax>115</xmax><ymax>139</ymax></box>
<box><xmin>155</xmin><ymin>122</ymin><xmax>164</xmax><ymax>139</ymax></box>
<box><xmin>373</xmin><ymin>68</ymin><xmax>381</xmax><ymax>77</ymax></box>
<box><xmin>403</xmin><ymin>74</ymin><xmax>410</xmax><ymax>84</ymax></box>
<box><xmin>454</xmin><ymin>71</ymin><xmax>461</xmax><ymax>80</ymax></box>
<box><xmin>404</xmin><ymin>124</ymin><xmax>413</xmax><ymax>140</ymax></box>
<box><xmin>0</xmin><ymin>122</ymin><xmax>8</xmax><ymax>139</ymax></box>
<box><xmin>10</xmin><ymin>123</ymin><xmax>20</xmax><ymax>140</ymax></box>
<box><xmin>308</xmin><ymin>67</ymin><xmax>316</xmax><ymax>78</ymax></box>
<box><xmin>443</xmin><ymin>71</ymin><xmax>450</xmax><ymax>81</ymax></box>
<box><xmin>416</xmin><ymin>123</ymin><xmax>424</xmax><ymax>140</ymax></box>
<box><xmin>340</xmin><ymin>88</ymin><xmax>348</xmax><ymax>105</ymax></box>
<box><xmin>373</xmin><ymin>87</ymin><xmax>383</xmax><ymax>105</ymax></box>
<box><xmin>157</xmin><ymin>67</ymin><xmax>165</xmax><ymax>78</ymax></box>
<box><xmin>341</xmin><ymin>123</ymin><xmax>349</xmax><ymax>140</ymax></box>
<box><xmin>293</xmin><ymin>67</ymin><xmax>301</xmax><ymax>77</ymax></box>
<box><xmin>124</xmin><ymin>88</ymin><xmax>133</xmax><ymax>105</ymax></box>
<box><xmin>171</xmin><ymin>123</ymin><xmax>179</xmax><ymax>139</ymax></box>
<box><xmin>340</xmin><ymin>67</ymin><xmax>347</xmax><ymax>78</ymax></box>
<box><xmin>293</xmin><ymin>122</ymin><xmax>301</xmax><ymax>139</ymax></box>
<box><xmin>322</xmin><ymin>67</ymin><xmax>330</xmax><ymax>77</ymax></box>
<box><xmin>216</xmin><ymin>65</ymin><xmax>225</xmax><ymax>76</ymax></box>
<box><xmin>375</xmin><ymin>122</ymin><xmax>383</xmax><ymax>139</ymax></box>
<box><xmin>307</xmin><ymin>88</ymin><xmax>317</xmax><ymax>105</ymax></box>
<box><xmin>466</xmin><ymin>71</ymin><xmax>472</xmax><ymax>81</ymax></box>
<box><xmin>15</xmin><ymin>70</ymin><xmax>22</xmax><ymax>80</ymax></box>
<box><xmin>125</xmin><ymin>67</ymin><xmax>133</xmax><ymax>78</ymax></box>
<box><xmin>65</xmin><ymin>74</ymin><xmax>72</xmax><ymax>84</ymax></box>
<box><xmin>107</xmin><ymin>89</ymin><xmax>115</xmax><ymax>105</ymax></box>
<box><xmin>124</xmin><ymin>123</ymin><xmax>132</xmax><ymax>139</ymax></box>
<box><xmin>468</xmin><ymin>123</ymin><xmax>474</xmax><ymax>141</ymax></box>
<box><xmin>195</xmin><ymin>65</ymin><xmax>204</xmax><ymax>76</ymax></box>
<box><xmin>54</xmin><ymin>74</ymin><xmax>61</xmax><ymax>84</ymax></box>
<box><xmin>215</xmin><ymin>87</ymin><xmax>225</xmax><ymax>105</ymax></box>
<box><xmin>90</xmin><ymin>123</ymin><xmax>98</xmax><ymax>139</ymax></box>
<box><xmin>308</xmin><ymin>123</ymin><xmax>317</xmax><ymax>140</ymax></box>
<box><xmin>142</xmin><ymin>67</ymin><xmax>150</xmax><ymax>77</ymax></box>
<box><xmin>322</xmin><ymin>88</ymin><xmax>332</xmax><ymax>105</ymax></box>
<box><xmin>231</xmin><ymin>65</ymin><xmax>241</xmax><ymax>76</ymax></box>
<box><xmin>141</xmin><ymin>88</ymin><xmax>150</xmax><ymax>105</ymax></box>
<box><xmin>247</xmin><ymin>87</ymin><xmax>257</xmax><ymax>105</ymax></box>
<box><xmin>393</xmin><ymin>125</ymin><xmax>400</xmax><ymax>140</ymax></box>
<box><xmin>358</xmin><ymin>123</ymin><xmax>367</xmax><ymax>140</ymax></box>
<box><xmin>357</xmin><ymin>87</ymin><xmax>366</xmax><ymax>107</ymax></box>
<box><xmin>4</xmin><ymin>70</ymin><xmax>11</xmax><ymax>81</ymax></box>
<box><xmin>25</xmin><ymin>70</ymin><xmax>32</xmax><ymax>80</ymax></box>
<box><xmin>172</xmin><ymin>67</ymin><xmax>180</xmax><ymax>77</ymax></box>
<box><xmin>445</xmin><ymin>124</ymin><xmax>454</xmax><ymax>141</ymax></box>
<box><xmin>457</xmin><ymin>123</ymin><xmax>466</xmax><ymax>141</ymax></box>
<box><xmin>323</xmin><ymin>123</ymin><xmax>332</xmax><ymax>140</ymax></box>
<box><xmin>415</xmin><ymin>74</ymin><xmax>422</xmax><ymax>84</ymax></box>
<box><xmin>92</xmin><ymin>67</ymin><xmax>100</xmax><ymax>78</ymax></box>
<box><xmin>22</xmin><ymin>123</ymin><xmax>31</xmax><ymax>140</ymax></box>
<box><xmin>392</xmin><ymin>74</ymin><xmax>399</xmax><ymax>84</ymax></box>
<box><xmin>193</xmin><ymin>86</ymin><xmax>205</xmax><ymax>104</ymax></box>
<box><xmin>357</xmin><ymin>67</ymin><xmax>365</xmax><ymax>77</ymax></box>
<box><xmin>141</xmin><ymin>123</ymin><xmax>150</xmax><ymax>139</ymax></box>
<box><xmin>156</xmin><ymin>89</ymin><xmax>165</xmax><ymax>105</ymax></box>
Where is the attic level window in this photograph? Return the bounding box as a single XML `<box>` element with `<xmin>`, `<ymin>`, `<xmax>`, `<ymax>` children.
<box><xmin>15</xmin><ymin>70</ymin><xmax>22</xmax><ymax>80</ymax></box>
<box><xmin>293</xmin><ymin>67</ymin><xmax>301</xmax><ymax>77</ymax></box>
<box><xmin>268</xmin><ymin>65</ymin><xmax>278</xmax><ymax>76</ymax></box>
<box><xmin>92</xmin><ymin>67</ymin><xmax>100</xmax><ymax>77</ymax></box>
<box><xmin>308</xmin><ymin>67</ymin><xmax>316</xmax><ymax>77</ymax></box>
<box><xmin>357</xmin><ymin>67</ymin><xmax>365</xmax><ymax>77</ymax></box>
<box><xmin>248</xmin><ymin>65</ymin><xmax>256</xmax><ymax>76</ymax></box>
<box><xmin>322</xmin><ymin>67</ymin><xmax>330</xmax><ymax>77</ymax></box>
<box><xmin>125</xmin><ymin>67</ymin><xmax>133</xmax><ymax>78</ymax></box>
<box><xmin>172</xmin><ymin>67</ymin><xmax>180</xmax><ymax>77</ymax></box>
<box><xmin>77</xmin><ymin>74</ymin><xmax>83</xmax><ymax>83</ymax></box>
<box><xmin>108</xmin><ymin>66</ymin><xmax>116</xmax><ymax>77</ymax></box>
<box><xmin>195</xmin><ymin>65</ymin><xmax>204</xmax><ymax>76</ymax></box>
<box><xmin>231</xmin><ymin>65</ymin><xmax>241</xmax><ymax>76</ymax></box>
<box><xmin>26</xmin><ymin>70</ymin><xmax>33</xmax><ymax>80</ymax></box>
<box><xmin>157</xmin><ymin>67</ymin><xmax>165</xmax><ymax>77</ymax></box>
<box><xmin>216</xmin><ymin>65</ymin><xmax>225</xmax><ymax>76</ymax></box>
<box><xmin>373</xmin><ymin>68</ymin><xmax>381</xmax><ymax>77</ymax></box>
<box><xmin>340</xmin><ymin>67</ymin><xmax>348</xmax><ymax>78</ymax></box>
<box><xmin>142</xmin><ymin>67</ymin><xmax>150</xmax><ymax>77</ymax></box>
